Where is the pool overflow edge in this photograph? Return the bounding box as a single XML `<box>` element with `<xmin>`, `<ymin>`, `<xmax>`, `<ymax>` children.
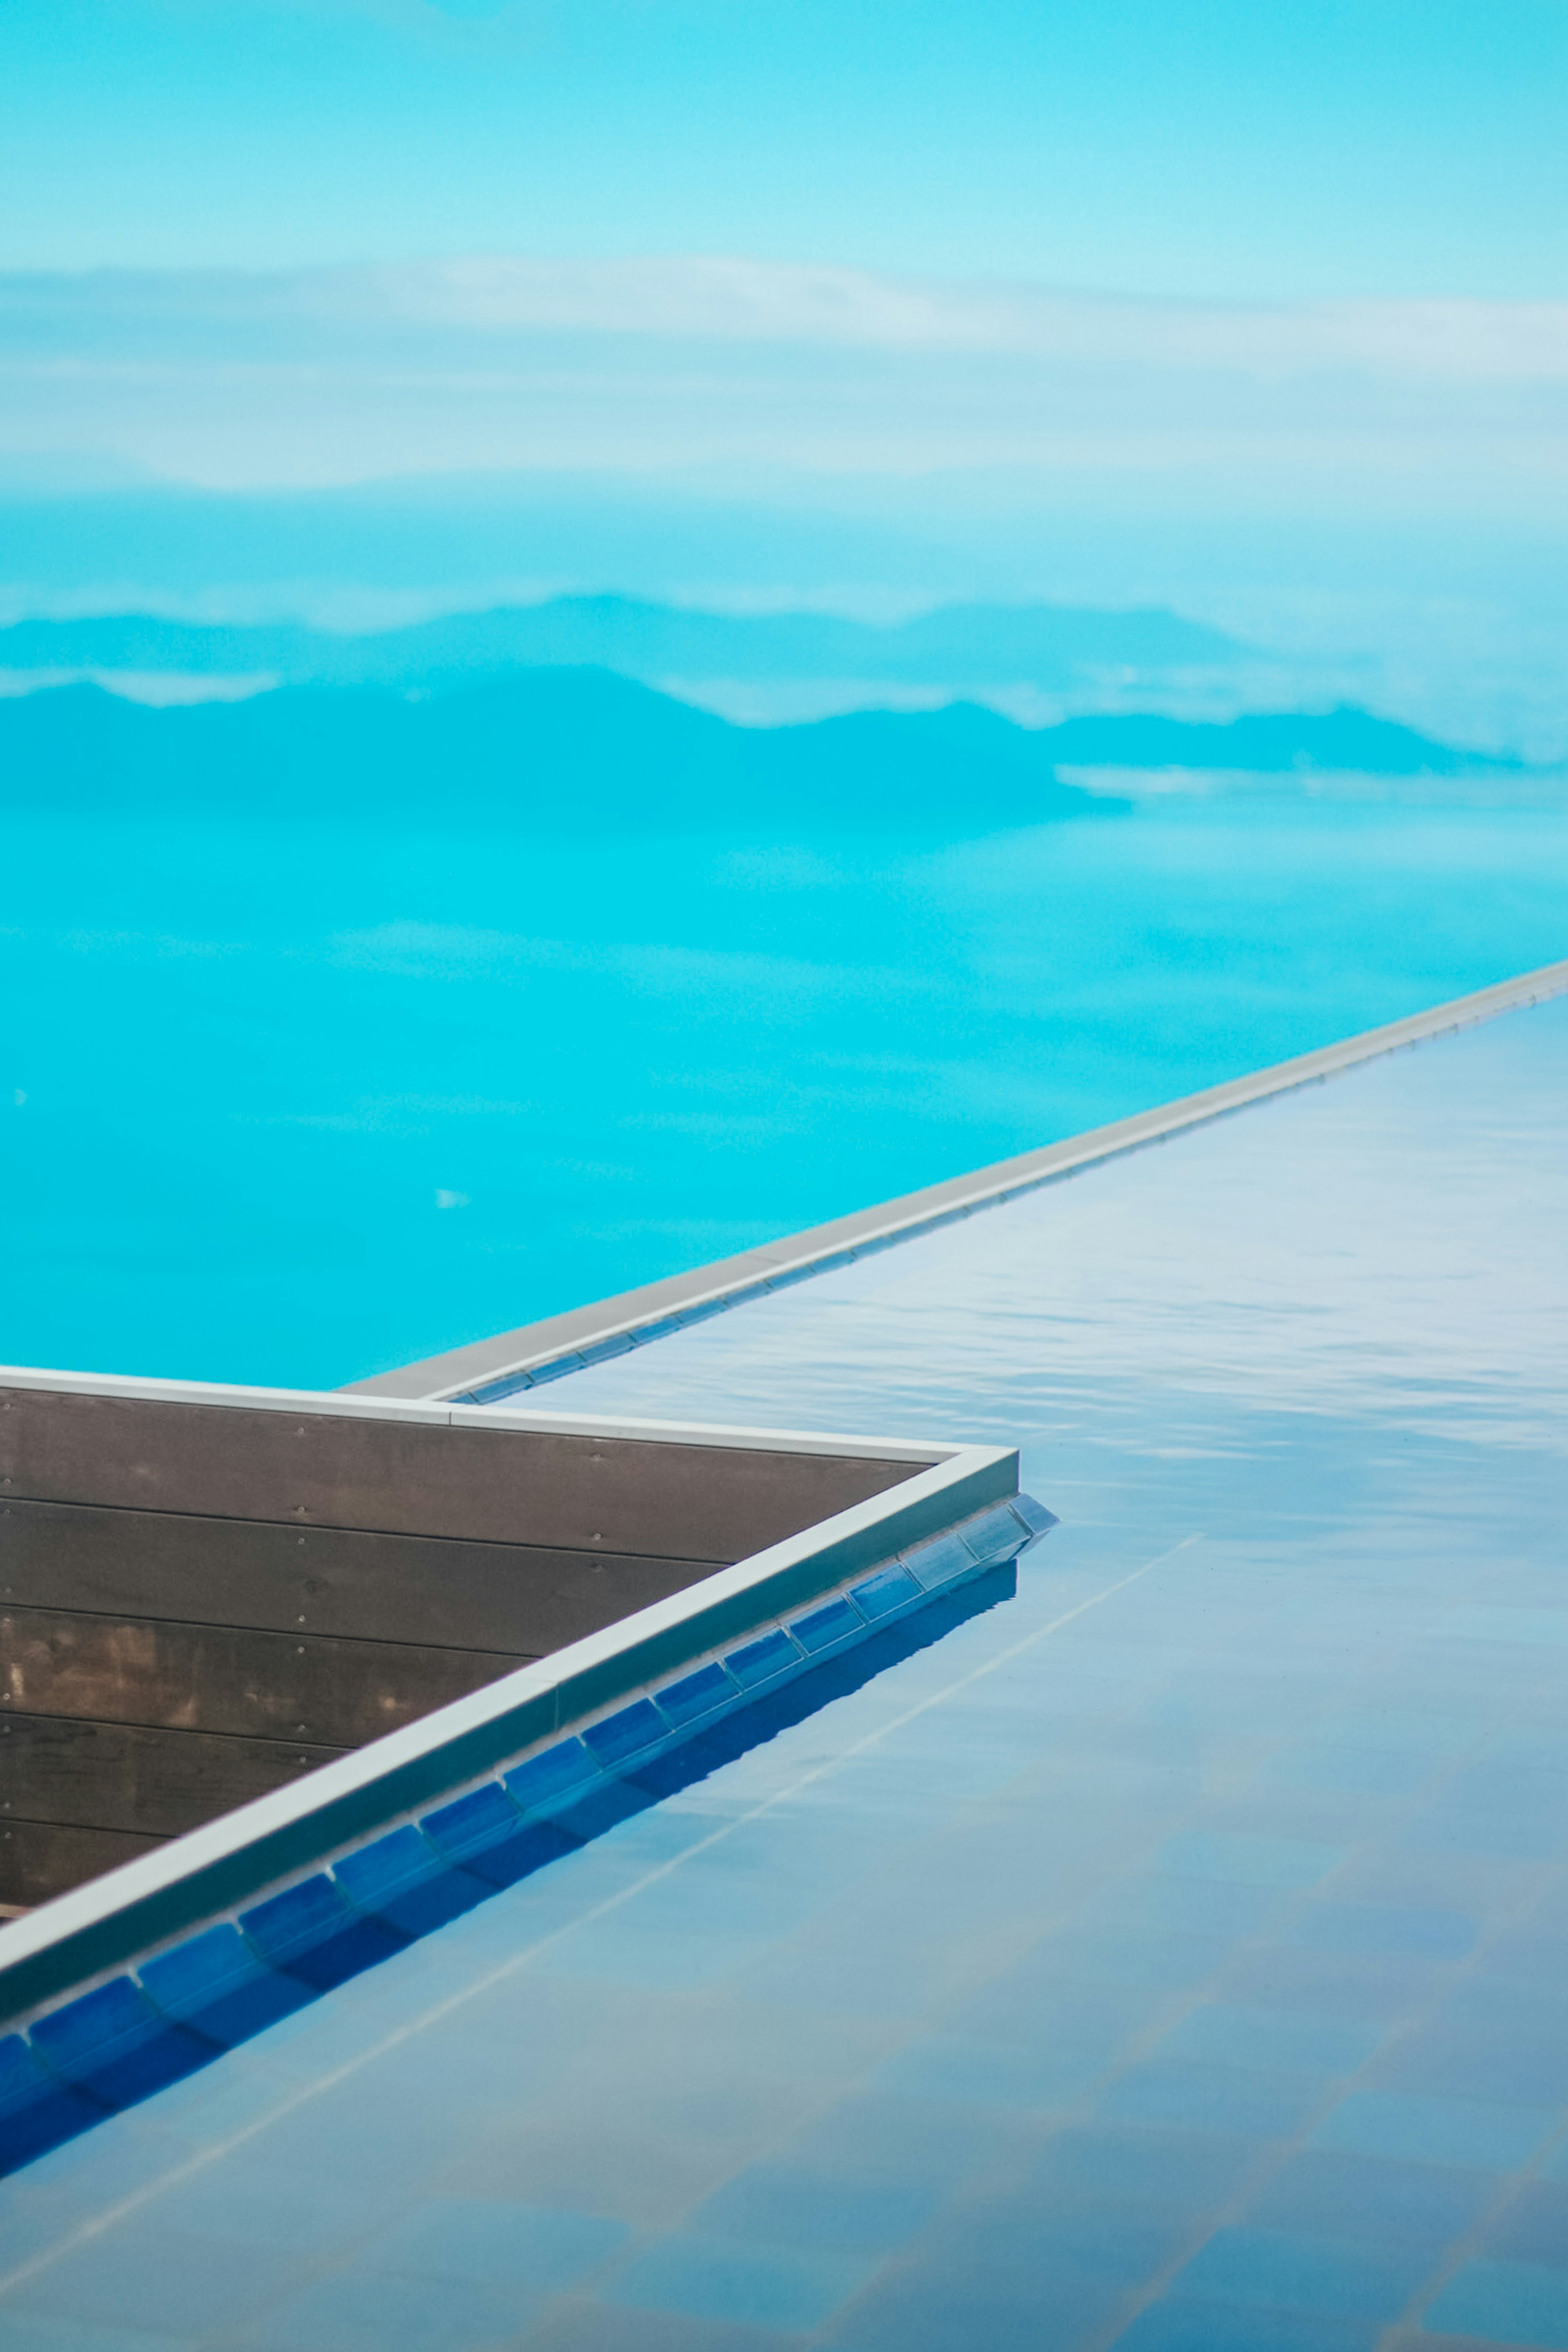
<box><xmin>345</xmin><ymin>953</ymin><xmax>1568</xmax><ymax>1407</ymax></box>
<box><xmin>13</xmin><ymin>963</ymin><xmax>1563</xmax><ymax>2174</ymax></box>
<box><xmin>0</xmin><ymin>1366</ymin><xmax>1054</xmax><ymax>2173</ymax></box>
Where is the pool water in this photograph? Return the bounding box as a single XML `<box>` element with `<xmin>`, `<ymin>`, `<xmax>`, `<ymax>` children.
<box><xmin>4</xmin><ymin>786</ymin><xmax>1568</xmax><ymax>1388</ymax></box>
<box><xmin>2</xmin><ymin>993</ymin><xmax>1565</xmax><ymax>2351</ymax></box>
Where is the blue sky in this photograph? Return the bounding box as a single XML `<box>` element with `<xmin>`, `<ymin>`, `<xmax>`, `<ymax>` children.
<box><xmin>3</xmin><ymin>0</ymin><xmax>1566</xmax><ymax>297</ymax></box>
<box><xmin>1</xmin><ymin>0</ymin><xmax>1563</xmax><ymax>647</ymax></box>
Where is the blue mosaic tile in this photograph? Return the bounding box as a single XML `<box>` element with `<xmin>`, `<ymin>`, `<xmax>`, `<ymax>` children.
<box><xmin>1098</xmin><ymin>2061</ymin><xmax>1330</xmax><ymax>2141</ymax></box>
<box><xmin>762</xmin><ymin>1263</ymin><xmax>821</xmax><ymax>1292</ymax></box>
<box><xmin>1169</xmin><ymin>2224</ymin><xmax>1430</xmax><ymax>2319</ymax></box>
<box><xmin>577</xmin><ymin>1331</ymin><xmax>637</xmax><ymax>1367</ymax></box>
<box><xmin>1009</xmin><ymin>1493</ymin><xmax>1060</xmax><ymax>1538</ymax></box>
<box><xmin>239</xmin><ymin>1872</ymin><xmax>408</xmax><ymax>1990</ymax></box>
<box><xmin>1109</xmin><ymin>2297</ymin><xmax>1382</xmax><ymax>2351</ymax></box>
<box><xmin>0</xmin><ymin>2316</ymin><xmax>185</xmax><ymax>2352</ymax></box>
<box><xmin>671</xmin><ymin>1294</ymin><xmax>731</xmax><ymax>1326</ymax></box>
<box><xmin>1029</xmin><ymin>2124</ymin><xmax>1274</xmax><ymax>2215</ymax></box>
<box><xmin>234</xmin><ymin>2264</ymin><xmax>541</xmax><ymax>2352</ymax></box>
<box><xmin>1285</xmin><ymin>1901</ymin><xmax>1479</xmax><ymax>1960</ymax></box>
<box><xmin>357</xmin><ymin>2196</ymin><xmax>629</xmax><ymax>2288</ymax></box>
<box><xmin>1089</xmin><ymin>1874</ymin><xmax>1285</xmax><ymax>1938</ymax></box>
<box><xmin>502</xmin><ymin>1736</ymin><xmax>601</xmax><ymax>1811</ymax></box>
<box><xmin>332</xmin><ymin>1825</ymin><xmax>488</xmax><ymax>1937</ymax></box>
<box><xmin>1155</xmin><ymin>1832</ymin><xmax>1347</xmax><ymax>1889</ymax></box>
<box><xmin>581</xmin><ymin>1697</ymin><xmax>667</xmax><ymax>1765</ymax></box>
<box><xmin>1243</xmin><ymin>2148</ymin><xmax>1494</xmax><ymax>2250</ymax></box>
<box><xmin>790</xmin><ymin>1596</ymin><xmax>865</xmax><ymax>1653</ymax></box>
<box><xmin>878</xmin><ymin>2033</ymin><xmax>1116</xmax><ymax>2111</ymax></box>
<box><xmin>724</xmin><ymin>1627</ymin><xmax>802</xmax><ymax>1689</ymax></box>
<box><xmin>0</xmin><ymin>2031</ymin><xmax>102</xmax><ymax>2175</ymax></box>
<box><xmin>900</xmin><ymin>1534</ymin><xmax>973</xmax><ymax>1590</ymax></box>
<box><xmin>138</xmin><ymin>1921</ymin><xmax>312</xmax><ymax>2048</ymax></box>
<box><xmin>822</xmin><ymin>2255</ymin><xmax>1125</xmax><ymax>2351</ymax></box>
<box><xmin>850</xmin><ymin>1564</ymin><xmax>922</xmax><ymax>1620</ymax></box>
<box><xmin>1423</xmin><ymin>2256</ymin><xmax>1568</xmax><ymax>2348</ymax></box>
<box><xmin>25</xmin><ymin>1976</ymin><xmax>213</xmax><ymax>2108</ymax></box>
<box><xmin>958</xmin><ymin>1503</ymin><xmax>1033</xmax><ymax>1563</ymax></box>
<box><xmin>1310</xmin><ymin>2087</ymin><xmax>1559</xmax><ymax>2172</ymax></box>
<box><xmin>1377</xmin><ymin>2013</ymin><xmax>1568</xmax><ymax>2106</ymax></box>
<box><xmin>463</xmin><ymin>1370</ymin><xmax>535</xmax><ymax>1404</ymax></box>
<box><xmin>655</xmin><ymin>1658</ymin><xmax>739</xmax><ymax>1725</ymax></box>
<box><xmin>694</xmin><ymin>2163</ymin><xmax>943</xmax><ymax>2255</ymax></box>
<box><xmin>423</xmin><ymin>1788</ymin><xmax>581</xmax><ymax>1888</ymax></box>
<box><xmin>420</xmin><ymin>1781</ymin><xmax>521</xmax><ymax>1864</ymax></box>
<box><xmin>1477</xmin><ymin>2179</ymin><xmax>1568</xmax><ymax>2269</ymax></box>
<box><xmin>7</xmin><ymin>2217</ymin><xmax>315</xmax><ymax>2336</ymax></box>
<box><xmin>604</xmin><ymin>2231</ymin><xmax>876</xmax><ymax>2330</ymax></box>
<box><xmin>1156</xmin><ymin>2004</ymin><xmax>1384</xmax><ymax>2080</ymax></box>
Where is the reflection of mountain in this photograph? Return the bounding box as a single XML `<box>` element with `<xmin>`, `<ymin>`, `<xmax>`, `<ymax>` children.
<box><xmin>0</xmin><ymin>595</ymin><xmax>1247</xmax><ymax>691</ymax></box>
<box><xmin>0</xmin><ymin>672</ymin><xmax>1118</xmax><ymax>830</ymax></box>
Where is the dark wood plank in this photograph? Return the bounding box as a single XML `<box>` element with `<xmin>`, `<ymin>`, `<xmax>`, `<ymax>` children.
<box><xmin>0</xmin><ymin>1818</ymin><xmax>166</xmax><ymax>1911</ymax></box>
<box><xmin>1</xmin><ymin>1501</ymin><xmax>718</xmax><ymax>1650</ymax></box>
<box><xmin>0</xmin><ymin>1607</ymin><xmax>522</xmax><ymax>1746</ymax></box>
<box><xmin>0</xmin><ymin>1713</ymin><xmax>343</xmax><ymax>1838</ymax></box>
<box><xmin>0</xmin><ymin>1388</ymin><xmax>909</xmax><ymax>1556</ymax></box>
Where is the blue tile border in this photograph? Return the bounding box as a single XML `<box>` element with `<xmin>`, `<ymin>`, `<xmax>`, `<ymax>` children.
<box><xmin>0</xmin><ymin>1370</ymin><xmax>1027</xmax><ymax>2036</ymax></box>
<box><xmin>0</xmin><ymin>1495</ymin><xmax>1052</xmax><ymax>2180</ymax></box>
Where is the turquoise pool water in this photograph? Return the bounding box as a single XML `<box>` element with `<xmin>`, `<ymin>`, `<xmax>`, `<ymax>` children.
<box><xmin>3</xmin><ymin>787</ymin><xmax>1567</xmax><ymax>1389</ymax></box>
<box><xmin>2</xmin><ymin>993</ymin><xmax>1566</xmax><ymax>2352</ymax></box>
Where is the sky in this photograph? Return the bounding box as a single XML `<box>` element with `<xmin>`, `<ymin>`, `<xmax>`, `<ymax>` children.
<box><xmin>0</xmin><ymin>1</ymin><xmax>1563</xmax><ymax>636</ymax></box>
<box><xmin>3</xmin><ymin>1</ymin><xmax>1566</xmax><ymax>297</ymax></box>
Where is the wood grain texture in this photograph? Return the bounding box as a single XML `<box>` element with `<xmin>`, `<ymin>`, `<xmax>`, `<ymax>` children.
<box><xmin>0</xmin><ymin>1389</ymin><xmax>908</xmax><ymax>1556</ymax></box>
<box><xmin>0</xmin><ymin>1606</ymin><xmax>521</xmax><ymax>1744</ymax></box>
<box><xmin>0</xmin><ymin>1501</ymin><xmax>719</xmax><ymax>1650</ymax></box>
<box><xmin>0</xmin><ymin>1819</ymin><xmax>166</xmax><ymax>1912</ymax></box>
<box><xmin>0</xmin><ymin>1713</ymin><xmax>344</xmax><ymax>1838</ymax></box>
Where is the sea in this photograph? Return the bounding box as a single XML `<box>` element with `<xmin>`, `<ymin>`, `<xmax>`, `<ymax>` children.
<box><xmin>4</xmin><ymin>780</ymin><xmax>1566</xmax><ymax>1390</ymax></box>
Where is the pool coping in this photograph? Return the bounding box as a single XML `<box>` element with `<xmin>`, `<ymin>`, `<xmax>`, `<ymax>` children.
<box><xmin>347</xmin><ymin>952</ymin><xmax>1568</xmax><ymax>1405</ymax></box>
<box><xmin>0</xmin><ymin>1366</ymin><xmax>1024</xmax><ymax>2027</ymax></box>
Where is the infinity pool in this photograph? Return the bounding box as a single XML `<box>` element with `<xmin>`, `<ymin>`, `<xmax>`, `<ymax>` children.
<box><xmin>2</xmin><ymin>993</ymin><xmax>1566</xmax><ymax>2352</ymax></box>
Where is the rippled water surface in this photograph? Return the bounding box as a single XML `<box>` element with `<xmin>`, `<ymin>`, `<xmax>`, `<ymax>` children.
<box><xmin>4</xmin><ymin>791</ymin><xmax>1568</xmax><ymax>1385</ymax></box>
<box><xmin>4</xmin><ymin>994</ymin><xmax>1566</xmax><ymax>2352</ymax></box>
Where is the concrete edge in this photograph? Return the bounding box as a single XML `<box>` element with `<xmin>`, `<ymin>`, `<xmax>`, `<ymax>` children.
<box><xmin>0</xmin><ymin>1441</ymin><xmax>1017</xmax><ymax>2025</ymax></box>
<box><xmin>348</xmin><ymin>953</ymin><xmax>1568</xmax><ymax>1403</ymax></box>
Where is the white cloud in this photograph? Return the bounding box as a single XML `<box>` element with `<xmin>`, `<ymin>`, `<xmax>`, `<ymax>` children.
<box><xmin>2</xmin><ymin>257</ymin><xmax>1564</xmax><ymax>497</ymax></box>
<box><xmin>357</xmin><ymin>256</ymin><xmax>1568</xmax><ymax>382</ymax></box>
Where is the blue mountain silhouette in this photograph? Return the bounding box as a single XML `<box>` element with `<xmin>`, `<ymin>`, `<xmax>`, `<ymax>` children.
<box><xmin>0</xmin><ymin>669</ymin><xmax>1511</xmax><ymax>835</ymax></box>
<box><xmin>0</xmin><ymin>595</ymin><xmax>1246</xmax><ymax>689</ymax></box>
<box><xmin>0</xmin><ymin>670</ymin><xmax>1113</xmax><ymax>830</ymax></box>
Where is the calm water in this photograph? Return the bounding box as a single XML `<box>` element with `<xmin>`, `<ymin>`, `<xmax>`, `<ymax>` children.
<box><xmin>4</xmin><ymin>788</ymin><xmax>1568</xmax><ymax>1389</ymax></box>
<box><xmin>3</xmin><ymin>997</ymin><xmax>1565</xmax><ymax>2351</ymax></box>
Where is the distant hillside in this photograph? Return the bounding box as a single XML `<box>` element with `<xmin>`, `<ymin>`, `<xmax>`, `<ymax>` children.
<box><xmin>1036</xmin><ymin>705</ymin><xmax>1520</xmax><ymax>775</ymax></box>
<box><xmin>0</xmin><ymin>595</ymin><xmax>1250</xmax><ymax>692</ymax></box>
<box><xmin>0</xmin><ymin>669</ymin><xmax>1118</xmax><ymax>831</ymax></box>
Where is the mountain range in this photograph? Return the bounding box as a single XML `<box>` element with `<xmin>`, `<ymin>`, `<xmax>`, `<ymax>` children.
<box><xmin>0</xmin><ymin>667</ymin><xmax>1515</xmax><ymax>834</ymax></box>
<box><xmin>0</xmin><ymin>595</ymin><xmax>1249</xmax><ymax>691</ymax></box>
